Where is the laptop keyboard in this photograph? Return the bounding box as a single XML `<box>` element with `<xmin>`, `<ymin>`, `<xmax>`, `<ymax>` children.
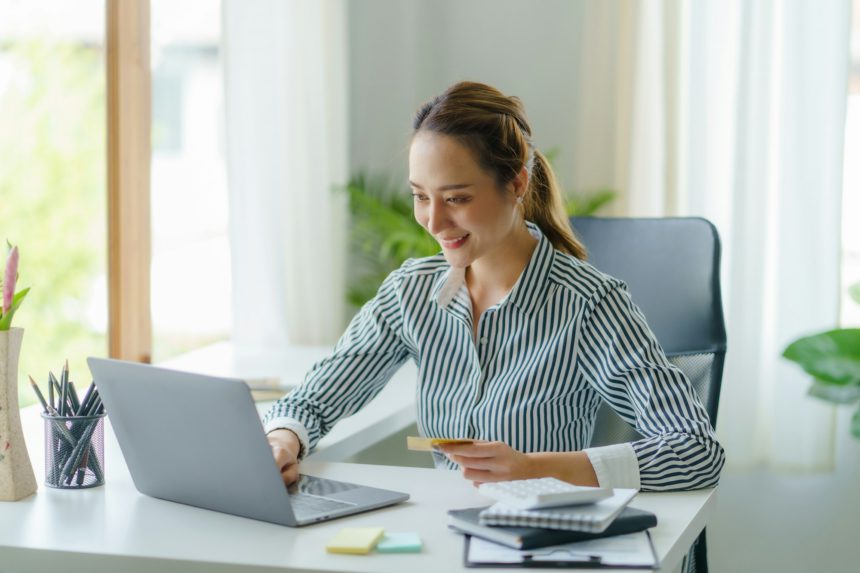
<box><xmin>294</xmin><ymin>474</ymin><xmax>361</xmax><ymax>496</ymax></box>
<box><xmin>290</xmin><ymin>493</ymin><xmax>356</xmax><ymax>516</ymax></box>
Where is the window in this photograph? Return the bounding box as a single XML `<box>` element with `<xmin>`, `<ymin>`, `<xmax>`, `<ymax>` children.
<box><xmin>150</xmin><ymin>0</ymin><xmax>231</xmax><ymax>362</ymax></box>
<box><xmin>0</xmin><ymin>0</ymin><xmax>107</xmax><ymax>407</ymax></box>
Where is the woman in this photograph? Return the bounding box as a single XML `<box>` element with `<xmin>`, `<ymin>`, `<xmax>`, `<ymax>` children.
<box><xmin>265</xmin><ymin>81</ymin><xmax>725</xmax><ymax>491</ymax></box>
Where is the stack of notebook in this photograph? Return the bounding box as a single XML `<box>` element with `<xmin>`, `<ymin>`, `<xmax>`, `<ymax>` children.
<box><xmin>448</xmin><ymin>489</ymin><xmax>655</xmax><ymax>550</ymax></box>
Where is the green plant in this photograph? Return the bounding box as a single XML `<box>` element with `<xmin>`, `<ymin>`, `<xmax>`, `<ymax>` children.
<box><xmin>343</xmin><ymin>154</ymin><xmax>616</xmax><ymax>308</ymax></box>
<box><xmin>1</xmin><ymin>242</ymin><xmax>31</xmax><ymax>330</ymax></box>
<box><xmin>782</xmin><ymin>283</ymin><xmax>860</xmax><ymax>438</ymax></box>
<box><xmin>343</xmin><ymin>173</ymin><xmax>439</xmax><ymax>307</ymax></box>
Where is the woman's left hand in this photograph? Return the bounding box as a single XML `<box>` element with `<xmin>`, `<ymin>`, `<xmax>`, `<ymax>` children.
<box><xmin>435</xmin><ymin>440</ymin><xmax>534</xmax><ymax>486</ymax></box>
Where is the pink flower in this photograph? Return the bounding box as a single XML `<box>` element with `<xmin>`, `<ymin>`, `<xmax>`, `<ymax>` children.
<box><xmin>3</xmin><ymin>245</ymin><xmax>18</xmax><ymax>315</ymax></box>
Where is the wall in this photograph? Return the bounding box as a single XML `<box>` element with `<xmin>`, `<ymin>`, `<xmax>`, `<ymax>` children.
<box><xmin>346</xmin><ymin>0</ymin><xmax>629</xmax><ymax>199</ymax></box>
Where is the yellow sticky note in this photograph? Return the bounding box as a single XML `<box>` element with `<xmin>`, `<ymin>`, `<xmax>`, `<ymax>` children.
<box><xmin>406</xmin><ymin>436</ymin><xmax>474</xmax><ymax>452</ymax></box>
<box><xmin>325</xmin><ymin>527</ymin><xmax>385</xmax><ymax>555</ymax></box>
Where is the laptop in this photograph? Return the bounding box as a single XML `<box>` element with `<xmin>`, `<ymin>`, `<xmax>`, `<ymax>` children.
<box><xmin>87</xmin><ymin>357</ymin><xmax>409</xmax><ymax>526</ymax></box>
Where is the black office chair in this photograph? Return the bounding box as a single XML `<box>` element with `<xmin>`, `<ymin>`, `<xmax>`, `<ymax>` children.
<box><xmin>571</xmin><ymin>216</ymin><xmax>727</xmax><ymax>573</ymax></box>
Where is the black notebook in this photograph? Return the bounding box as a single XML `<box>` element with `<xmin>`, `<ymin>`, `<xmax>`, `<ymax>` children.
<box><xmin>448</xmin><ymin>506</ymin><xmax>657</xmax><ymax>550</ymax></box>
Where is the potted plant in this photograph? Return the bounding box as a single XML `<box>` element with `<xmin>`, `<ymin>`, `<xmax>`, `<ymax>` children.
<box><xmin>782</xmin><ymin>283</ymin><xmax>860</xmax><ymax>438</ymax></box>
<box><xmin>0</xmin><ymin>241</ymin><xmax>37</xmax><ymax>500</ymax></box>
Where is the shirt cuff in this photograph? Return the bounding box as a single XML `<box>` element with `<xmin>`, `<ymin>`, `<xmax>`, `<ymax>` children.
<box><xmin>264</xmin><ymin>417</ymin><xmax>310</xmax><ymax>461</ymax></box>
<box><xmin>583</xmin><ymin>443</ymin><xmax>641</xmax><ymax>490</ymax></box>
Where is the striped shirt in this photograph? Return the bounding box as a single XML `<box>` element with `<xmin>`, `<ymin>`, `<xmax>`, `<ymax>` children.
<box><xmin>264</xmin><ymin>223</ymin><xmax>725</xmax><ymax>491</ymax></box>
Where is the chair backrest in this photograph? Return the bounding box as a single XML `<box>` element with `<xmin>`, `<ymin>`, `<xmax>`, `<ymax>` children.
<box><xmin>569</xmin><ymin>217</ymin><xmax>728</xmax><ymax>447</ymax></box>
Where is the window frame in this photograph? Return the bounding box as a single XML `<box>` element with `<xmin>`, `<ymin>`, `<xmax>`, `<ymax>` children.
<box><xmin>106</xmin><ymin>0</ymin><xmax>152</xmax><ymax>363</ymax></box>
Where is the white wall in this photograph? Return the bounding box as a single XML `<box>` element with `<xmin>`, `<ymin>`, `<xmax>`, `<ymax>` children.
<box><xmin>346</xmin><ymin>0</ymin><xmax>630</xmax><ymax>199</ymax></box>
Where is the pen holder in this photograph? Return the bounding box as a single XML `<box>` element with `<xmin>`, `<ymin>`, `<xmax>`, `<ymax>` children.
<box><xmin>42</xmin><ymin>412</ymin><xmax>106</xmax><ymax>489</ymax></box>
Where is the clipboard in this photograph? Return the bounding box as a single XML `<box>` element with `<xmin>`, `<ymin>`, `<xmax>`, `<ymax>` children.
<box><xmin>462</xmin><ymin>531</ymin><xmax>659</xmax><ymax>569</ymax></box>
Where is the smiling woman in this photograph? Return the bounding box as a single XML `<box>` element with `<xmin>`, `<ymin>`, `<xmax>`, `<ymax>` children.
<box><xmin>263</xmin><ymin>80</ymin><xmax>724</xmax><ymax>494</ymax></box>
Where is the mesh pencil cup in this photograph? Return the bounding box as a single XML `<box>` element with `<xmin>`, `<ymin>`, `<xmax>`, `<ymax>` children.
<box><xmin>42</xmin><ymin>412</ymin><xmax>106</xmax><ymax>489</ymax></box>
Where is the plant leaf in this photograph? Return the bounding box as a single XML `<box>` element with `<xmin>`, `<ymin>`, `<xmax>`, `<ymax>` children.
<box><xmin>808</xmin><ymin>379</ymin><xmax>860</xmax><ymax>404</ymax></box>
<box><xmin>566</xmin><ymin>189</ymin><xmax>616</xmax><ymax>216</ymax></box>
<box><xmin>782</xmin><ymin>329</ymin><xmax>860</xmax><ymax>385</ymax></box>
<box><xmin>849</xmin><ymin>283</ymin><xmax>860</xmax><ymax>306</ymax></box>
<box><xmin>0</xmin><ymin>286</ymin><xmax>29</xmax><ymax>330</ymax></box>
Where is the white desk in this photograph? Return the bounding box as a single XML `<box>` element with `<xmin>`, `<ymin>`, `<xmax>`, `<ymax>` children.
<box><xmin>0</xmin><ymin>344</ymin><xmax>715</xmax><ymax>572</ymax></box>
<box><xmin>1</xmin><ymin>411</ymin><xmax>714</xmax><ymax>573</ymax></box>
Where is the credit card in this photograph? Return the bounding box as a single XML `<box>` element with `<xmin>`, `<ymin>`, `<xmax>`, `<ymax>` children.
<box><xmin>406</xmin><ymin>436</ymin><xmax>474</xmax><ymax>451</ymax></box>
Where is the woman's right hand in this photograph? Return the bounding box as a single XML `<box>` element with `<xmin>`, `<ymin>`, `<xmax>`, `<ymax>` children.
<box><xmin>266</xmin><ymin>428</ymin><xmax>302</xmax><ymax>485</ymax></box>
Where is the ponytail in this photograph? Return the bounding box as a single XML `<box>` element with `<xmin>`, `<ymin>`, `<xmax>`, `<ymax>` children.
<box><xmin>414</xmin><ymin>81</ymin><xmax>587</xmax><ymax>260</ymax></box>
<box><xmin>524</xmin><ymin>151</ymin><xmax>587</xmax><ymax>259</ymax></box>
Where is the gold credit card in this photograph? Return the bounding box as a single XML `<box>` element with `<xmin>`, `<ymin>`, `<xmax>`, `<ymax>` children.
<box><xmin>406</xmin><ymin>436</ymin><xmax>474</xmax><ymax>452</ymax></box>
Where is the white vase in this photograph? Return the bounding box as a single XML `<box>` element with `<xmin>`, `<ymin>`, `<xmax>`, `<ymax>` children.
<box><xmin>0</xmin><ymin>327</ymin><xmax>38</xmax><ymax>501</ymax></box>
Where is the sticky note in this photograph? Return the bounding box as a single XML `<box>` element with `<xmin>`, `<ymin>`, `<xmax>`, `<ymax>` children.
<box><xmin>325</xmin><ymin>527</ymin><xmax>385</xmax><ymax>555</ymax></box>
<box><xmin>376</xmin><ymin>532</ymin><xmax>423</xmax><ymax>553</ymax></box>
<box><xmin>406</xmin><ymin>436</ymin><xmax>474</xmax><ymax>452</ymax></box>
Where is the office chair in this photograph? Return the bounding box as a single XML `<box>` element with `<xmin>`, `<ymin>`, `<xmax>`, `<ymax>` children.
<box><xmin>571</xmin><ymin>216</ymin><xmax>727</xmax><ymax>573</ymax></box>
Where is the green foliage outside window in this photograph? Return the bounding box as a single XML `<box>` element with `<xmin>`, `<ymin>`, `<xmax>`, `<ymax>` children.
<box><xmin>0</xmin><ymin>40</ymin><xmax>107</xmax><ymax>408</ymax></box>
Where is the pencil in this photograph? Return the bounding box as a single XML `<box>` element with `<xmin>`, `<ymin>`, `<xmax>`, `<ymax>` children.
<box><xmin>48</xmin><ymin>375</ymin><xmax>54</xmax><ymax>412</ymax></box>
<box><xmin>68</xmin><ymin>381</ymin><xmax>80</xmax><ymax>413</ymax></box>
<box><xmin>61</xmin><ymin>361</ymin><xmax>69</xmax><ymax>415</ymax></box>
<box><xmin>86</xmin><ymin>394</ymin><xmax>103</xmax><ymax>416</ymax></box>
<box><xmin>28</xmin><ymin>376</ymin><xmax>49</xmax><ymax>413</ymax></box>
<box><xmin>52</xmin><ymin>371</ymin><xmax>66</xmax><ymax>416</ymax></box>
<box><xmin>49</xmin><ymin>372</ymin><xmax>62</xmax><ymax>412</ymax></box>
<box><xmin>76</xmin><ymin>382</ymin><xmax>94</xmax><ymax>417</ymax></box>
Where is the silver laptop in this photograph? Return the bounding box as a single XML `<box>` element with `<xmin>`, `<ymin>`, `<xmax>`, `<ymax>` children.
<box><xmin>87</xmin><ymin>357</ymin><xmax>409</xmax><ymax>526</ymax></box>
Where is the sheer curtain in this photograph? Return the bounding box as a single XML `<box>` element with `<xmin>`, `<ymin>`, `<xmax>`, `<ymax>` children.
<box><xmin>222</xmin><ymin>0</ymin><xmax>348</xmax><ymax>354</ymax></box>
<box><xmin>583</xmin><ymin>0</ymin><xmax>851</xmax><ymax>470</ymax></box>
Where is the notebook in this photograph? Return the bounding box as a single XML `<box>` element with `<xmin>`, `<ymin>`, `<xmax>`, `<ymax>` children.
<box><xmin>449</xmin><ymin>505</ymin><xmax>657</xmax><ymax>550</ymax></box>
<box><xmin>463</xmin><ymin>531</ymin><xmax>658</xmax><ymax>569</ymax></box>
<box><xmin>478</xmin><ymin>488</ymin><xmax>638</xmax><ymax>533</ymax></box>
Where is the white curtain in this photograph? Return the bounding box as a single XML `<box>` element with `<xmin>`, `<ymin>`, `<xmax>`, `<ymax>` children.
<box><xmin>577</xmin><ymin>0</ymin><xmax>851</xmax><ymax>470</ymax></box>
<box><xmin>222</xmin><ymin>0</ymin><xmax>348</xmax><ymax>353</ymax></box>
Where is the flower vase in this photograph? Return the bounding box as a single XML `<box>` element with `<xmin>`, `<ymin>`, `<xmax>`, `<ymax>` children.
<box><xmin>0</xmin><ymin>327</ymin><xmax>37</xmax><ymax>501</ymax></box>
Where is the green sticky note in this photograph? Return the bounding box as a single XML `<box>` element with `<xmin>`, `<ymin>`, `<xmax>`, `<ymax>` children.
<box><xmin>325</xmin><ymin>527</ymin><xmax>385</xmax><ymax>554</ymax></box>
<box><xmin>376</xmin><ymin>532</ymin><xmax>423</xmax><ymax>553</ymax></box>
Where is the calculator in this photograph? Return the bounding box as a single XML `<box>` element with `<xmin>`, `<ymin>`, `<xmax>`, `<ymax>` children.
<box><xmin>477</xmin><ymin>477</ymin><xmax>612</xmax><ymax>510</ymax></box>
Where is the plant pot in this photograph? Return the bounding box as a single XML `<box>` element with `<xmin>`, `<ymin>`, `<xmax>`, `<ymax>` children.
<box><xmin>0</xmin><ymin>327</ymin><xmax>38</xmax><ymax>500</ymax></box>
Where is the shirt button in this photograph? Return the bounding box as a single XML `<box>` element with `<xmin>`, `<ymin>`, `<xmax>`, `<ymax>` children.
<box><xmin>480</xmin><ymin>337</ymin><xmax>488</xmax><ymax>344</ymax></box>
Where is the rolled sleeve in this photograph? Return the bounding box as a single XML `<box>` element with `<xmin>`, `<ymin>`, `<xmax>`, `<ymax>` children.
<box><xmin>583</xmin><ymin>443</ymin><xmax>641</xmax><ymax>489</ymax></box>
<box><xmin>576</xmin><ymin>282</ymin><xmax>725</xmax><ymax>491</ymax></box>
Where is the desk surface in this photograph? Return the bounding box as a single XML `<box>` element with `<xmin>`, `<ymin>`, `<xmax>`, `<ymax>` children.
<box><xmin>2</xmin><ymin>412</ymin><xmax>713</xmax><ymax>573</ymax></box>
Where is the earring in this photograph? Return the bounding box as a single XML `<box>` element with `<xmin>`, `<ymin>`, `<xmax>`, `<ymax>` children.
<box><xmin>516</xmin><ymin>196</ymin><xmax>524</xmax><ymax>205</ymax></box>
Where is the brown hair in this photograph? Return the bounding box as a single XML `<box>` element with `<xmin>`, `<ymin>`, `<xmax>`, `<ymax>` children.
<box><xmin>412</xmin><ymin>81</ymin><xmax>586</xmax><ymax>259</ymax></box>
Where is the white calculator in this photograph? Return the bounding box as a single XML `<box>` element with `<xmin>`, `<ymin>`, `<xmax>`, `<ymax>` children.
<box><xmin>478</xmin><ymin>477</ymin><xmax>612</xmax><ymax>510</ymax></box>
